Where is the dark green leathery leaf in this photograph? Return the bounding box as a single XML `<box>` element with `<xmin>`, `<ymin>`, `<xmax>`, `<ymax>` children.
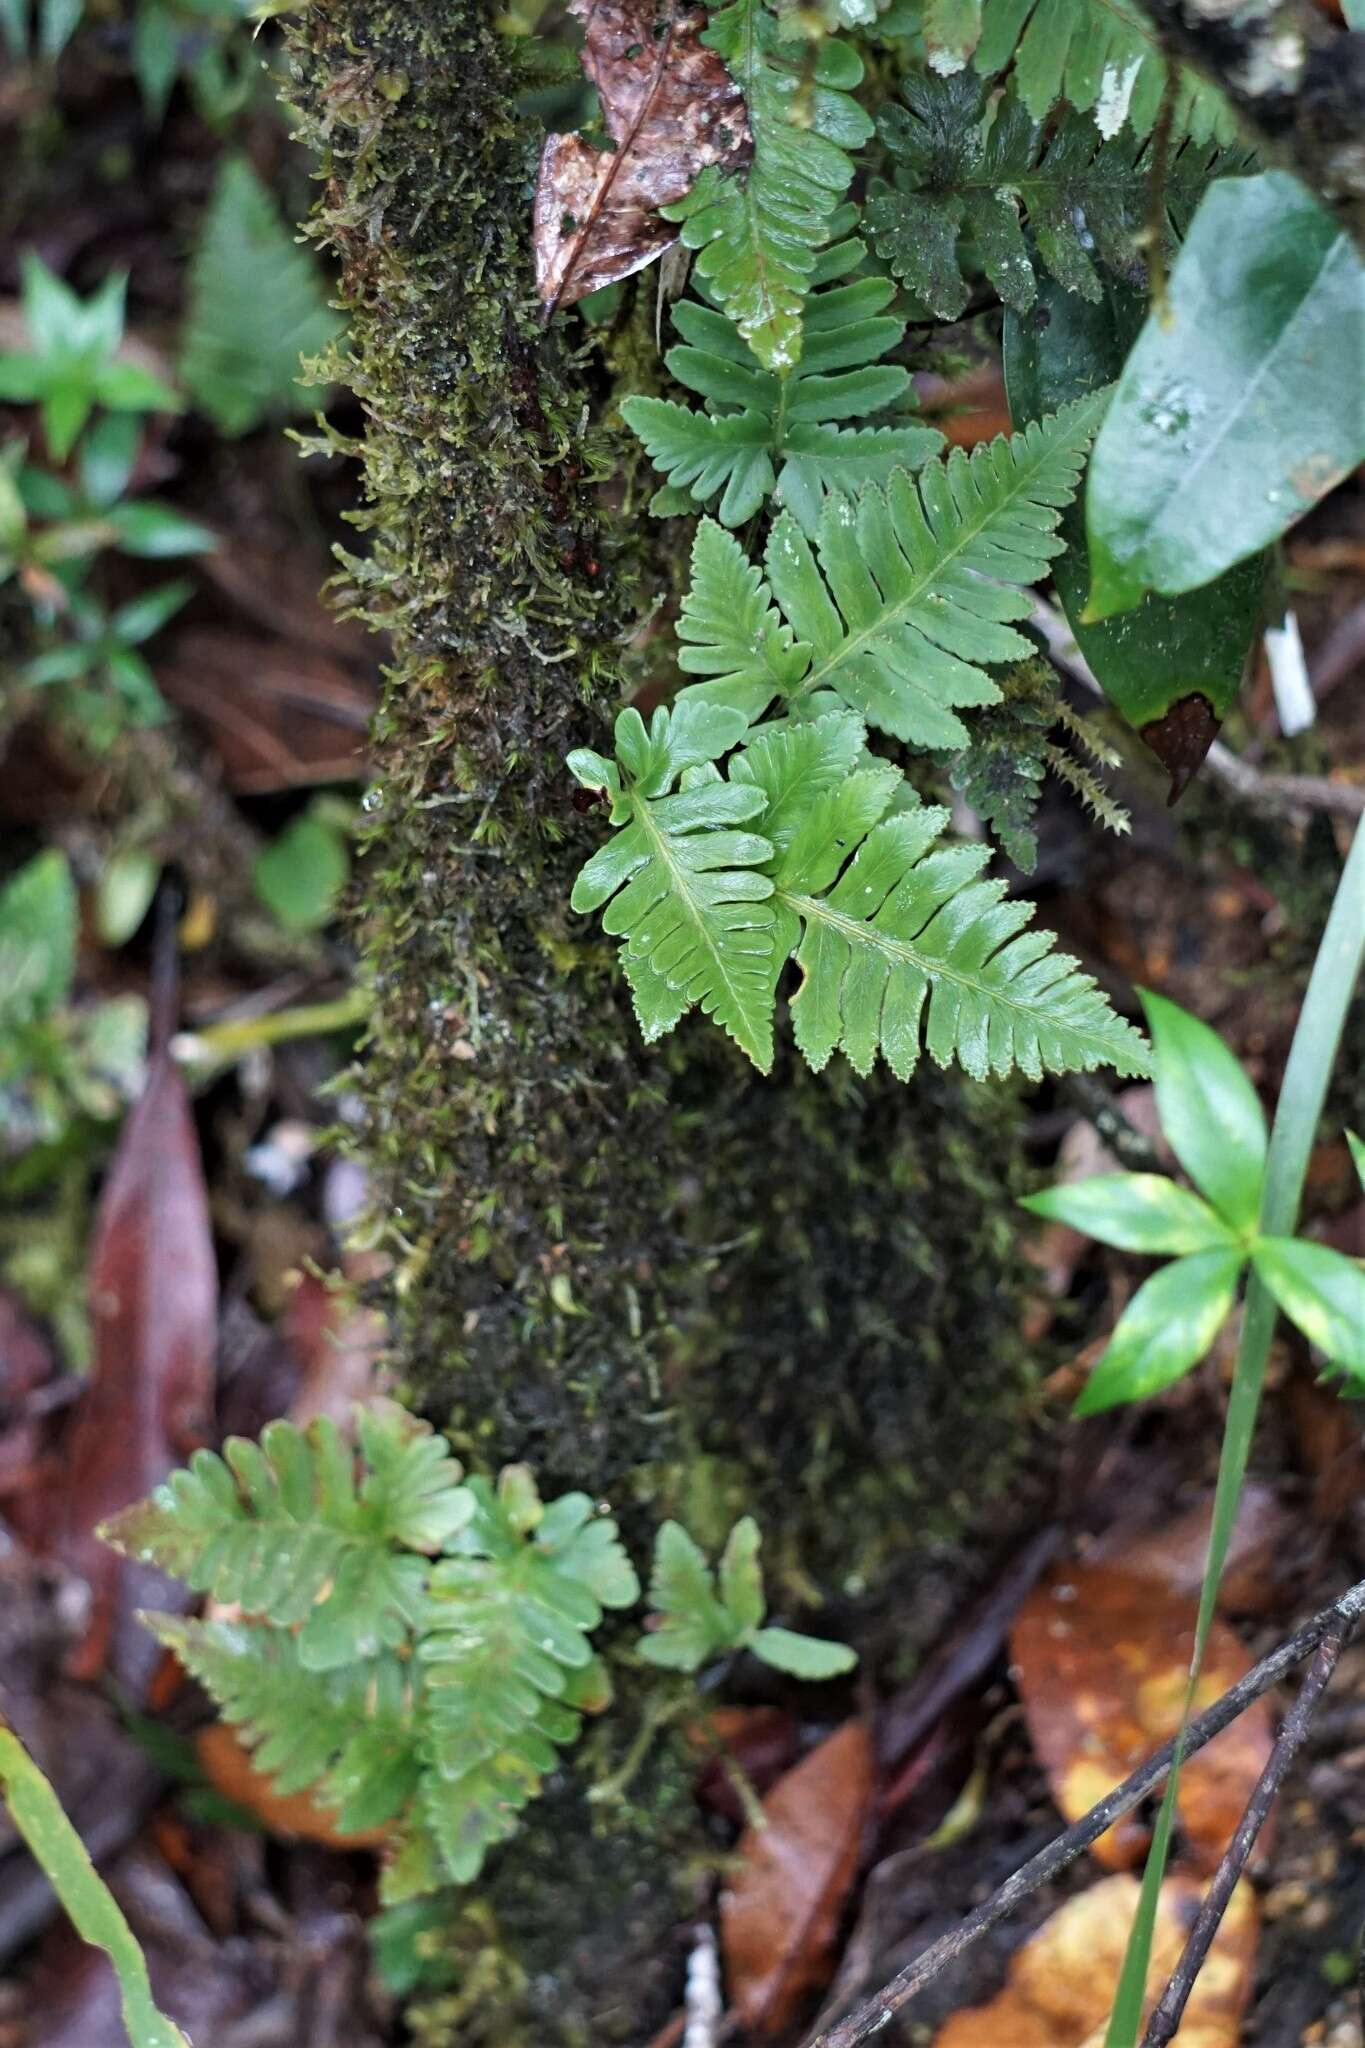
<box><xmin>1003</xmin><ymin>276</ymin><xmax>1266</xmax><ymax>801</ymax></box>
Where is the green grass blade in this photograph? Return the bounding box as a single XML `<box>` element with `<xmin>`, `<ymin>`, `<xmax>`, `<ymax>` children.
<box><xmin>0</xmin><ymin>1720</ymin><xmax>191</xmax><ymax>2048</ymax></box>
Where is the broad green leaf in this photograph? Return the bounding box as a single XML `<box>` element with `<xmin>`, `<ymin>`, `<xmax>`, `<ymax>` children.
<box><xmin>1251</xmin><ymin>1238</ymin><xmax>1365</xmax><ymax>1380</ymax></box>
<box><xmin>180</xmin><ymin>156</ymin><xmax>342</xmax><ymax>435</ymax></box>
<box><xmin>636</xmin><ymin>1519</ymin><xmax>735</xmax><ymax>1670</ymax></box>
<box><xmin>1022</xmin><ymin>1172</ymin><xmax>1235</xmax><ymax>1254</ymax></box>
<box><xmin>1086</xmin><ymin>173</ymin><xmax>1365</xmax><ymax>617</ymax></box>
<box><xmin>0</xmin><ymin>848</ymin><xmax>78</xmax><ymax>1025</ymax></box>
<box><xmin>1073</xmin><ymin>1247</ymin><xmax>1244</xmax><ymax>1413</ymax></box>
<box><xmin>717</xmin><ymin>1516</ymin><xmax>764</xmax><ymax>1634</ymax></box>
<box><xmin>0</xmin><ymin>1720</ymin><xmax>191</xmax><ymax>2048</ymax></box>
<box><xmin>750</xmin><ymin>1625</ymin><xmax>857</xmax><ymax>1678</ymax></box>
<box><xmin>253</xmin><ymin>814</ymin><xmax>350</xmax><ymax>933</ymax></box>
<box><xmin>1141</xmin><ymin>990</ymin><xmax>1267</xmax><ymax>1233</ymax></box>
<box><xmin>1003</xmin><ymin>274</ymin><xmax>1266</xmax><ymax>799</ymax></box>
<box><xmin>96</xmin><ymin>848</ymin><xmax>161</xmax><ymax>947</ymax></box>
<box><xmin>106</xmin><ymin>500</ymin><xmax>217</xmax><ymax>558</ymax></box>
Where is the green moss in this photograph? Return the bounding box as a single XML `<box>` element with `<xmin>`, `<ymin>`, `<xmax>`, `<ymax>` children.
<box><xmin>287</xmin><ymin>3</ymin><xmax>1033</xmax><ymax>2037</ymax></box>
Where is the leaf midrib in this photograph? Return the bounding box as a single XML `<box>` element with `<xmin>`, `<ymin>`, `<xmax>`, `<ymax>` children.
<box><xmin>634</xmin><ymin>794</ymin><xmax>773</xmax><ymax>1059</ymax></box>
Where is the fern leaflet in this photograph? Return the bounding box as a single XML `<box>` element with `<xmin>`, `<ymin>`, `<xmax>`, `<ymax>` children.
<box><xmin>868</xmin><ymin>70</ymin><xmax>1254</xmax><ymax>319</ymax></box>
<box><xmin>754</xmin><ymin>712</ymin><xmax>1149</xmax><ymax>1079</ymax></box>
<box><xmin>622</xmin><ymin>241</ymin><xmax>944</xmax><ymax>531</ymax></box>
<box><xmin>672</xmin><ymin>392</ymin><xmax>1105</xmax><ymax>750</ymax></box>
<box><xmin>924</xmin><ymin>0</ymin><xmax>1235</xmax><ymax>145</ymax></box>
<box><xmin>100</xmin><ymin>1406</ymin><xmax>473</xmax><ymax>1672</ymax></box>
<box><xmin>662</xmin><ymin>0</ymin><xmax>872</xmax><ymax>373</ymax></box>
<box><xmin>567</xmin><ymin>697</ymin><xmax>777</xmax><ymax>1066</ymax></box>
<box><xmin>639</xmin><ymin>1518</ymin><xmax>857</xmax><ymax>1677</ymax></box>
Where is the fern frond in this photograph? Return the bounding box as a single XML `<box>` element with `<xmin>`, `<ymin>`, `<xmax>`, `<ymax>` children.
<box><xmin>639</xmin><ymin>1517</ymin><xmax>856</xmax><ymax>1677</ymax></box>
<box><xmin>621</xmin><ymin>249</ymin><xmax>944</xmax><ymax>532</ymax></box>
<box><xmin>417</xmin><ymin>1472</ymin><xmax>636</xmax><ymax>1884</ymax></box>
<box><xmin>100</xmin><ymin>1406</ymin><xmax>474</xmax><ymax>1672</ymax></box>
<box><xmin>567</xmin><ymin>698</ymin><xmax>778</xmax><ymax>1065</ymax></box>
<box><xmin>869</xmin><ymin>71</ymin><xmax>1254</xmax><ymax>318</ymax></box>
<box><xmin>674</xmin><ymin>393</ymin><xmax>1106</xmax><ymax>750</ymax></box>
<box><xmin>750</xmin><ymin>712</ymin><xmax>1149</xmax><ymax>1080</ymax></box>
<box><xmin>662</xmin><ymin>0</ymin><xmax>873</xmax><ymax>372</ymax></box>
<box><xmin>948</xmin><ymin>659</ymin><xmax>1128</xmax><ymax>869</ymax></box>
<box><xmin>924</xmin><ymin>0</ymin><xmax>1236</xmax><ymax>145</ymax></box>
<box><xmin>1042</xmin><ymin>740</ymin><xmax>1132</xmax><ymax>838</ymax></box>
<box><xmin>147</xmin><ymin>1617</ymin><xmax>421</xmax><ymax>1835</ymax></box>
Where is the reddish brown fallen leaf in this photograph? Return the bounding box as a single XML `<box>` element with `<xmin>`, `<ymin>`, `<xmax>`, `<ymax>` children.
<box><xmin>59</xmin><ymin>1035</ymin><xmax>216</xmax><ymax>1691</ymax></box>
<box><xmin>934</xmin><ymin>1873</ymin><xmax>1258</xmax><ymax>2048</ymax></box>
<box><xmin>285</xmin><ymin>1267</ymin><xmax>386</xmax><ymax>1429</ymax></box>
<box><xmin>535</xmin><ymin>0</ymin><xmax>751</xmax><ymax>312</ymax></box>
<box><xmin>721</xmin><ymin>1719</ymin><xmax>873</xmax><ymax>2036</ymax></box>
<box><xmin>1010</xmin><ymin>1562</ymin><xmax>1274</xmax><ymax>1876</ymax></box>
<box><xmin>688</xmin><ymin>1704</ymin><xmax>801</xmax><ymax>1823</ymax></box>
<box><xmin>158</xmin><ymin>629</ymin><xmax>371</xmax><ymax>793</ymax></box>
<box><xmin>194</xmin><ymin>1721</ymin><xmax>389</xmax><ymax>1850</ymax></box>
<box><xmin>1092</xmin><ymin>1482</ymin><xmax>1299</xmax><ymax>1618</ymax></box>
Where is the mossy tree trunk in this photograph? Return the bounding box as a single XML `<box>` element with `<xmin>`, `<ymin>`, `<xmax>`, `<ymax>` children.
<box><xmin>291</xmin><ymin>4</ymin><xmax>1032</xmax><ymax>2037</ymax></box>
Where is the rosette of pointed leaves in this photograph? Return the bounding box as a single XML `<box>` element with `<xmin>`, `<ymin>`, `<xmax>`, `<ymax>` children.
<box><xmin>621</xmin><ymin>237</ymin><xmax>944</xmax><ymax>531</ymax></box>
<box><xmin>868</xmin><ymin>70</ymin><xmax>1254</xmax><ymax>320</ymax></box>
<box><xmin>672</xmin><ymin>391</ymin><xmax>1107</xmax><ymax>749</ymax></box>
<box><xmin>662</xmin><ymin>0</ymin><xmax>872</xmax><ymax>372</ymax></box>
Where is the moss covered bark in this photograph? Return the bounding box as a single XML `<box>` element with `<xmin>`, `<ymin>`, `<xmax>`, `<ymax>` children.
<box><xmin>289</xmin><ymin>3</ymin><xmax>1033</xmax><ymax>2037</ymax></box>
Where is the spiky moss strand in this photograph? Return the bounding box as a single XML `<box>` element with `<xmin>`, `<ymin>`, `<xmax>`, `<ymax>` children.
<box><xmin>287</xmin><ymin>4</ymin><xmax>1031</xmax><ymax>2040</ymax></box>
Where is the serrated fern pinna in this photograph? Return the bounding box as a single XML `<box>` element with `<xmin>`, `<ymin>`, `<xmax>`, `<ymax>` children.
<box><xmin>100</xmin><ymin>1406</ymin><xmax>853</xmax><ymax>1894</ymax></box>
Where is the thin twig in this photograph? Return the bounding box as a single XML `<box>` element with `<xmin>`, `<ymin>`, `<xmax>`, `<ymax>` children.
<box><xmin>1030</xmin><ymin>601</ymin><xmax>1365</xmax><ymax>821</ymax></box>
<box><xmin>808</xmin><ymin>1575</ymin><xmax>1365</xmax><ymax>2048</ymax></box>
<box><xmin>1140</xmin><ymin>1622</ymin><xmax>1354</xmax><ymax>2047</ymax></box>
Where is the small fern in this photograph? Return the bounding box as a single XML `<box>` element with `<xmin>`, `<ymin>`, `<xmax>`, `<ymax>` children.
<box><xmin>101</xmin><ymin>1411</ymin><xmax>853</xmax><ymax>1893</ymax></box>
<box><xmin>639</xmin><ymin>1518</ymin><xmax>856</xmax><ymax>1677</ymax></box>
<box><xmin>868</xmin><ymin>70</ymin><xmax>1254</xmax><ymax>319</ymax></box>
<box><xmin>924</xmin><ymin>0</ymin><xmax>1236</xmax><ymax>145</ymax></box>
<box><xmin>573</xmin><ymin>705</ymin><xmax>1149</xmax><ymax>1079</ymax></box>
<box><xmin>948</xmin><ymin>658</ymin><xmax>1128</xmax><ymax>870</ymax></box>
<box><xmin>663</xmin><ymin>0</ymin><xmax>873</xmax><ymax>373</ymax></box>
<box><xmin>622</xmin><ymin>234</ymin><xmax>944</xmax><ymax>532</ymax></box>
<box><xmin>670</xmin><ymin>392</ymin><xmax>1106</xmax><ymax>750</ymax></box>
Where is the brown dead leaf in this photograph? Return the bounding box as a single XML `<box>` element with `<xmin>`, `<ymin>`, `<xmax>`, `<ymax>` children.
<box><xmin>720</xmin><ymin>1719</ymin><xmax>873</xmax><ymax>2036</ymax></box>
<box><xmin>934</xmin><ymin>1873</ymin><xmax>1258</xmax><ymax>2048</ymax></box>
<box><xmin>1010</xmin><ymin>1563</ymin><xmax>1273</xmax><ymax>1875</ymax></box>
<box><xmin>158</xmin><ymin>629</ymin><xmax>371</xmax><ymax>793</ymax></box>
<box><xmin>535</xmin><ymin>0</ymin><xmax>751</xmax><ymax>312</ymax></box>
<box><xmin>688</xmin><ymin>1704</ymin><xmax>801</xmax><ymax>1823</ymax></box>
<box><xmin>1091</xmin><ymin>1482</ymin><xmax>1299</xmax><ymax>1618</ymax></box>
<box><xmin>59</xmin><ymin>1036</ymin><xmax>216</xmax><ymax>1691</ymax></box>
<box><xmin>194</xmin><ymin>1721</ymin><xmax>389</xmax><ymax>1850</ymax></box>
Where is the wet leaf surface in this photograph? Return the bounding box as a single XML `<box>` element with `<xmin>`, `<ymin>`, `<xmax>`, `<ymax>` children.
<box><xmin>57</xmin><ymin>1033</ymin><xmax>216</xmax><ymax>1693</ymax></box>
<box><xmin>534</xmin><ymin>0</ymin><xmax>751</xmax><ymax>312</ymax></box>
<box><xmin>720</xmin><ymin>1719</ymin><xmax>873</xmax><ymax>2035</ymax></box>
<box><xmin>934</xmin><ymin>1872</ymin><xmax>1259</xmax><ymax>2047</ymax></box>
<box><xmin>1010</xmin><ymin>1560</ymin><xmax>1274</xmax><ymax>1874</ymax></box>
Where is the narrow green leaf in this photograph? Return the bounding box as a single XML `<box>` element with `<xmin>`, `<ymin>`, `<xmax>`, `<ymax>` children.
<box><xmin>1141</xmin><ymin>990</ymin><xmax>1267</xmax><ymax>1232</ymax></box>
<box><xmin>0</xmin><ymin>1721</ymin><xmax>191</xmax><ymax>2048</ymax></box>
<box><xmin>1349</xmin><ymin>1131</ymin><xmax>1365</xmax><ymax>1193</ymax></box>
<box><xmin>1022</xmin><ymin>1173</ymin><xmax>1236</xmax><ymax>1254</ymax></box>
<box><xmin>1086</xmin><ymin>173</ymin><xmax>1365</xmax><ymax>617</ymax></box>
<box><xmin>1251</xmin><ymin>1237</ymin><xmax>1365</xmax><ymax>1379</ymax></box>
<box><xmin>717</xmin><ymin>1516</ymin><xmax>764</xmax><ymax>1634</ymax></box>
<box><xmin>1073</xmin><ymin>1247</ymin><xmax>1244</xmax><ymax>1413</ymax></box>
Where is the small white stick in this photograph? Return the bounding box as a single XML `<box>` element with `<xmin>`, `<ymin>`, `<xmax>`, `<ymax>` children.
<box><xmin>684</xmin><ymin>1922</ymin><xmax>722</xmax><ymax>2048</ymax></box>
<box><xmin>1264</xmin><ymin>609</ymin><xmax>1315</xmax><ymax>736</ymax></box>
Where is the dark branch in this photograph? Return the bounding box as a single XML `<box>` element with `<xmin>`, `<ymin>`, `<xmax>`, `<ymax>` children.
<box><xmin>1140</xmin><ymin>1622</ymin><xmax>1355</xmax><ymax>2046</ymax></box>
<box><xmin>809</xmin><ymin>1574</ymin><xmax>1365</xmax><ymax>2048</ymax></box>
<box><xmin>1130</xmin><ymin>0</ymin><xmax>1365</xmax><ymax>249</ymax></box>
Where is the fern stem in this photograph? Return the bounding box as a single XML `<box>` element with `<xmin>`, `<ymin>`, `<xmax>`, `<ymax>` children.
<box><xmin>1106</xmin><ymin>813</ymin><xmax>1365</xmax><ymax>2047</ymax></box>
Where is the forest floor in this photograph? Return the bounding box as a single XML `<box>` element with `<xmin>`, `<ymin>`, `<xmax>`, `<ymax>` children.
<box><xmin>2</xmin><ymin>21</ymin><xmax>1365</xmax><ymax>2048</ymax></box>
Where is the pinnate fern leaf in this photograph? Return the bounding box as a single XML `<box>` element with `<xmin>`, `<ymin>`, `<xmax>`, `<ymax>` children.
<box><xmin>147</xmin><ymin>1617</ymin><xmax>421</xmax><ymax>1835</ymax></box>
<box><xmin>662</xmin><ymin>0</ymin><xmax>872</xmax><ymax>373</ymax></box>
<box><xmin>924</xmin><ymin>0</ymin><xmax>1235</xmax><ymax>145</ymax></box>
<box><xmin>639</xmin><ymin>1517</ymin><xmax>856</xmax><ymax>1677</ymax></box>
<box><xmin>869</xmin><ymin>70</ymin><xmax>1254</xmax><ymax>319</ymax></box>
<box><xmin>100</xmin><ymin>1405</ymin><xmax>473</xmax><ymax>1672</ymax></box>
<box><xmin>621</xmin><ymin>247</ymin><xmax>944</xmax><ymax>531</ymax></box>
<box><xmin>751</xmin><ymin>712</ymin><xmax>1150</xmax><ymax>1080</ymax></box>
<box><xmin>674</xmin><ymin>391</ymin><xmax>1107</xmax><ymax>749</ymax></box>
<box><xmin>568</xmin><ymin>697</ymin><xmax>777</xmax><ymax>1065</ymax></box>
<box><xmin>418</xmin><ymin>1471</ymin><xmax>636</xmax><ymax>1883</ymax></box>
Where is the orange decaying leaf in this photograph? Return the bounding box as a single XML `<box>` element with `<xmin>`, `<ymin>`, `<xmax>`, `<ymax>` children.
<box><xmin>534</xmin><ymin>0</ymin><xmax>751</xmax><ymax>312</ymax></box>
<box><xmin>195</xmin><ymin>1723</ymin><xmax>390</xmax><ymax>1850</ymax></box>
<box><xmin>1010</xmin><ymin>1563</ymin><xmax>1274</xmax><ymax>1876</ymax></box>
<box><xmin>934</xmin><ymin>1873</ymin><xmax>1258</xmax><ymax>2048</ymax></box>
<box><xmin>720</xmin><ymin>1719</ymin><xmax>873</xmax><ymax>2036</ymax></box>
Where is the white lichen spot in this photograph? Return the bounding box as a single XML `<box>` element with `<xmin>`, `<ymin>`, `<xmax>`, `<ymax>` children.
<box><xmin>1095</xmin><ymin>57</ymin><xmax>1142</xmax><ymax>139</ymax></box>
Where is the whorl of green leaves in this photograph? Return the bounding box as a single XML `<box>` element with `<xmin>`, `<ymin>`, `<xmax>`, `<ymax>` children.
<box><xmin>923</xmin><ymin>0</ymin><xmax>1235</xmax><ymax>145</ymax></box>
<box><xmin>868</xmin><ymin>70</ymin><xmax>1255</xmax><ymax>320</ymax></box>
<box><xmin>663</xmin><ymin>0</ymin><xmax>873</xmax><ymax>373</ymax></box>
<box><xmin>621</xmin><ymin>231</ymin><xmax>944</xmax><ymax>532</ymax></box>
